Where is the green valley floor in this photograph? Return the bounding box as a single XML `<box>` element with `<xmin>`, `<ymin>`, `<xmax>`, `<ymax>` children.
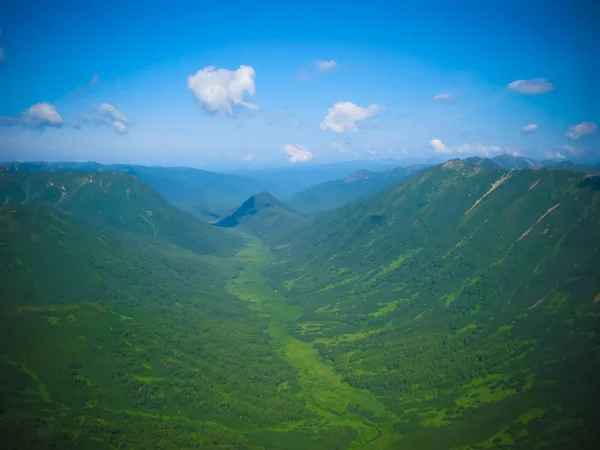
<box><xmin>227</xmin><ymin>238</ymin><xmax>403</xmax><ymax>449</ymax></box>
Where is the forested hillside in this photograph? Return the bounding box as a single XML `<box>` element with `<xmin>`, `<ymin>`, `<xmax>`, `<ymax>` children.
<box><xmin>268</xmin><ymin>159</ymin><xmax>600</xmax><ymax>448</ymax></box>
<box><xmin>0</xmin><ymin>162</ymin><xmax>267</xmax><ymax>220</ymax></box>
<box><xmin>2</xmin><ymin>161</ymin><xmax>599</xmax><ymax>449</ymax></box>
<box><xmin>0</xmin><ymin>204</ymin><xmax>358</xmax><ymax>449</ymax></box>
<box><xmin>0</xmin><ymin>170</ymin><xmax>241</xmax><ymax>255</ymax></box>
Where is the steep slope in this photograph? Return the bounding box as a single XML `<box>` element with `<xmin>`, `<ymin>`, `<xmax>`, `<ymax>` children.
<box><xmin>268</xmin><ymin>160</ymin><xmax>600</xmax><ymax>448</ymax></box>
<box><xmin>216</xmin><ymin>191</ymin><xmax>310</xmax><ymax>244</ymax></box>
<box><xmin>0</xmin><ymin>161</ymin><xmax>266</xmax><ymax>220</ymax></box>
<box><xmin>0</xmin><ymin>170</ymin><xmax>240</xmax><ymax>255</ymax></box>
<box><xmin>0</xmin><ymin>204</ymin><xmax>353</xmax><ymax>449</ymax></box>
<box><xmin>288</xmin><ymin>165</ymin><xmax>427</xmax><ymax>215</ymax></box>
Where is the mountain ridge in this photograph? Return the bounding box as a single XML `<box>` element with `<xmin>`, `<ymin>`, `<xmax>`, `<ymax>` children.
<box><xmin>0</xmin><ymin>160</ymin><xmax>267</xmax><ymax>220</ymax></box>
<box><xmin>0</xmin><ymin>170</ymin><xmax>241</xmax><ymax>255</ymax></box>
<box><xmin>267</xmin><ymin>162</ymin><xmax>600</xmax><ymax>448</ymax></box>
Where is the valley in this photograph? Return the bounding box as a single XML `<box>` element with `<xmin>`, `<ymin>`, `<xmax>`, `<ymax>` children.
<box><xmin>228</xmin><ymin>238</ymin><xmax>402</xmax><ymax>449</ymax></box>
<box><xmin>3</xmin><ymin>4</ymin><xmax>598</xmax><ymax>448</ymax></box>
<box><xmin>0</xmin><ymin>157</ymin><xmax>599</xmax><ymax>449</ymax></box>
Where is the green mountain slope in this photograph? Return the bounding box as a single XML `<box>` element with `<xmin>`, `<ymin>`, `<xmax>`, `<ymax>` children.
<box><xmin>288</xmin><ymin>165</ymin><xmax>427</xmax><ymax>215</ymax></box>
<box><xmin>0</xmin><ymin>161</ymin><xmax>267</xmax><ymax>220</ymax></box>
<box><xmin>3</xmin><ymin>160</ymin><xmax>600</xmax><ymax>449</ymax></box>
<box><xmin>268</xmin><ymin>160</ymin><xmax>600</xmax><ymax>448</ymax></box>
<box><xmin>0</xmin><ymin>204</ymin><xmax>357</xmax><ymax>449</ymax></box>
<box><xmin>216</xmin><ymin>191</ymin><xmax>310</xmax><ymax>244</ymax></box>
<box><xmin>0</xmin><ymin>170</ymin><xmax>240</xmax><ymax>256</ymax></box>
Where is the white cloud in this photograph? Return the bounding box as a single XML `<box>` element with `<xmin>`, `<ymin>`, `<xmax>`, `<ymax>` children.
<box><xmin>565</xmin><ymin>121</ymin><xmax>597</xmax><ymax>140</ymax></box>
<box><xmin>242</xmin><ymin>154</ymin><xmax>255</xmax><ymax>161</ymax></box>
<box><xmin>366</xmin><ymin>147</ymin><xmax>378</xmax><ymax>155</ymax></box>
<box><xmin>544</xmin><ymin>151</ymin><xmax>566</xmax><ymax>160</ymax></box>
<box><xmin>97</xmin><ymin>103</ymin><xmax>128</xmax><ymax>123</ymax></box>
<box><xmin>0</xmin><ymin>102</ymin><xmax>64</xmax><ymax>129</ymax></box>
<box><xmin>522</xmin><ymin>123</ymin><xmax>538</xmax><ymax>133</ymax></box>
<box><xmin>429</xmin><ymin>139</ymin><xmax>447</xmax><ymax>152</ymax></box>
<box><xmin>112</xmin><ymin>121</ymin><xmax>127</xmax><ymax>134</ymax></box>
<box><xmin>23</xmin><ymin>103</ymin><xmax>64</xmax><ymax>127</ymax></box>
<box><xmin>507</xmin><ymin>78</ymin><xmax>554</xmax><ymax>94</ymax></box>
<box><xmin>187</xmin><ymin>65</ymin><xmax>257</xmax><ymax>114</ymax></box>
<box><xmin>283</xmin><ymin>144</ymin><xmax>313</xmax><ymax>163</ymax></box>
<box><xmin>94</xmin><ymin>104</ymin><xmax>129</xmax><ymax>134</ymax></box>
<box><xmin>433</xmin><ymin>93</ymin><xmax>456</xmax><ymax>102</ymax></box>
<box><xmin>429</xmin><ymin>138</ymin><xmax>503</xmax><ymax>156</ymax></box>
<box><xmin>562</xmin><ymin>144</ymin><xmax>582</xmax><ymax>156</ymax></box>
<box><xmin>320</xmin><ymin>101</ymin><xmax>382</xmax><ymax>133</ymax></box>
<box><xmin>316</xmin><ymin>60</ymin><xmax>337</xmax><ymax>72</ymax></box>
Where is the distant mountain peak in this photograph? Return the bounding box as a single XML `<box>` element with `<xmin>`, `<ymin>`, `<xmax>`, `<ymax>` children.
<box><xmin>252</xmin><ymin>191</ymin><xmax>280</xmax><ymax>205</ymax></box>
<box><xmin>442</xmin><ymin>159</ymin><xmax>469</xmax><ymax>170</ymax></box>
<box><xmin>215</xmin><ymin>191</ymin><xmax>309</xmax><ymax>243</ymax></box>
<box><xmin>344</xmin><ymin>169</ymin><xmax>373</xmax><ymax>183</ymax></box>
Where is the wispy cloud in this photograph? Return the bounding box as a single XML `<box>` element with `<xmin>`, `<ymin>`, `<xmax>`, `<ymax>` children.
<box><xmin>78</xmin><ymin>103</ymin><xmax>130</xmax><ymax>134</ymax></box>
<box><xmin>97</xmin><ymin>103</ymin><xmax>128</xmax><ymax>123</ymax></box>
<box><xmin>429</xmin><ymin>138</ymin><xmax>503</xmax><ymax>157</ymax></box>
<box><xmin>296</xmin><ymin>68</ymin><xmax>310</xmax><ymax>82</ymax></box>
<box><xmin>565</xmin><ymin>121</ymin><xmax>597</xmax><ymax>140</ymax></box>
<box><xmin>544</xmin><ymin>151</ymin><xmax>566</xmax><ymax>160</ymax></box>
<box><xmin>316</xmin><ymin>60</ymin><xmax>337</xmax><ymax>72</ymax></box>
<box><xmin>522</xmin><ymin>123</ymin><xmax>537</xmax><ymax>133</ymax></box>
<box><xmin>507</xmin><ymin>78</ymin><xmax>554</xmax><ymax>95</ymax></box>
<box><xmin>96</xmin><ymin>103</ymin><xmax>130</xmax><ymax>134</ymax></box>
<box><xmin>332</xmin><ymin>141</ymin><xmax>358</xmax><ymax>156</ymax></box>
<box><xmin>67</xmin><ymin>74</ymin><xmax>101</xmax><ymax>99</ymax></box>
<box><xmin>432</xmin><ymin>93</ymin><xmax>457</xmax><ymax>102</ymax></box>
<box><xmin>561</xmin><ymin>144</ymin><xmax>582</xmax><ymax>156</ymax></box>
<box><xmin>298</xmin><ymin>59</ymin><xmax>338</xmax><ymax>81</ymax></box>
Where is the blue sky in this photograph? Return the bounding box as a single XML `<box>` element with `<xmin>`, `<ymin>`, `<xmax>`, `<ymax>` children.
<box><xmin>0</xmin><ymin>0</ymin><xmax>598</xmax><ymax>168</ymax></box>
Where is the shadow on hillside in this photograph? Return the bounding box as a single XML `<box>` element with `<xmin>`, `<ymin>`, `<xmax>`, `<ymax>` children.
<box><xmin>580</xmin><ymin>174</ymin><xmax>600</xmax><ymax>190</ymax></box>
